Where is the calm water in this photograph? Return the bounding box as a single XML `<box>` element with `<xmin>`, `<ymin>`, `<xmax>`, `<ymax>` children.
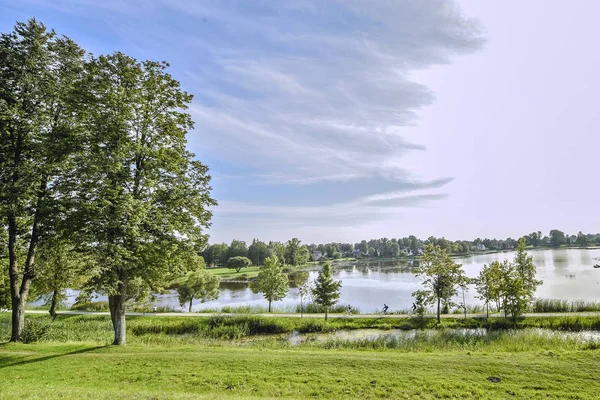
<box><xmin>47</xmin><ymin>248</ymin><xmax>600</xmax><ymax>313</ymax></box>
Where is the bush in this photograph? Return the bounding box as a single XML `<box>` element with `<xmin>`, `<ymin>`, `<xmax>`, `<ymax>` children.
<box><xmin>71</xmin><ymin>301</ymin><xmax>110</xmax><ymax>312</ymax></box>
<box><xmin>21</xmin><ymin>318</ymin><xmax>50</xmax><ymax>343</ymax></box>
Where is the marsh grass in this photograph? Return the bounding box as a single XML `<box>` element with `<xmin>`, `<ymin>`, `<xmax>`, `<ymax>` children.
<box><xmin>531</xmin><ymin>299</ymin><xmax>600</xmax><ymax>313</ymax></box>
<box><xmin>3</xmin><ymin>313</ymin><xmax>600</xmax><ymax>349</ymax></box>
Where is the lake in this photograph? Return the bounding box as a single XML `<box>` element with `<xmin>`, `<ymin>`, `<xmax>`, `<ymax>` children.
<box><xmin>47</xmin><ymin>248</ymin><xmax>600</xmax><ymax>313</ymax></box>
<box><xmin>175</xmin><ymin>248</ymin><xmax>600</xmax><ymax>312</ymax></box>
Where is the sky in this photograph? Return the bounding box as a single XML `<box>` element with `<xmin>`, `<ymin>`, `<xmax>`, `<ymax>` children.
<box><xmin>1</xmin><ymin>0</ymin><xmax>598</xmax><ymax>244</ymax></box>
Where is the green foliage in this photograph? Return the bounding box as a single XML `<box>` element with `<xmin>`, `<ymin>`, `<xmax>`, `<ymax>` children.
<box><xmin>251</xmin><ymin>256</ymin><xmax>289</xmax><ymax>312</ymax></box>
<box><xmin>203</xmin><ymin>243</ymin><xmax>229</xmax><ymax>266</ymax></box>
<box><xmin>21</xmin><ymin>318</ymin><xmax>50</xmax><ymax>343</ymax></box>
<box><xmin>62</xmin><ymin>50</ymin><xmax>215</xmax><ymax>344</ymax></box>
<box><xmin>284</xmin><ymin>238</ymin><xmax>310</xmax><ymax>266</ymax></box>
<box><xmin>226</xmin><ymin>256</ymin><xmax>252</xmax><ymax>273</ymax></box>
<box><xmin>176</xmin><ymin>270</ymin><xmax>220</xmax><ymax>312</ymax></box>
<box><xmin>31</xmin><ymin>238</ymin><xmax>91</xmax><ymax>317</ymax></box>
<box><xmin>71</xmin><ymin>301</ymin><xmax>110</xmax><ymax>312</ymax></box>
<box><xmin>226</xmin><ymin>239</ymin><xmax>248</xmax><ymax>261</ymax></box>
<box><xmin>312</xmin><ymin>261</ymin><xmax>342</xmax><ymax>320</ymax></box>
<box><xmin>473</xmin><ymin>260</ymin><xmax>503</xmax><ymax>317</ymax></box>
<box><xmin>413</xmin><ymin>244</ymin><xmax>466</xmax><ymax>323</ymax></box>
<box><xmin>248</xmin><ymin>239</ymin><xmax>270</xmax><ymax>265</ymax></box>
<box><xmin>0</xmin><ymin>18</ymin><xmax>87</xmax><ymax>340</ymax></box>
<box><xmin>500</xmin><ymin>239</ymin><xmax>542</xmax><ymax>321</ymax></box>
<box><xmin>549</xmin><ymin>229</ymin><xmax>566</xmax><ymax>247</ymax></box>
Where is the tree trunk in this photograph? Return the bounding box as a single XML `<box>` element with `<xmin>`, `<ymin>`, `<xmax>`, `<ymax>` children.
<box><xmin>108</xmin><ymin>280</ymin><xmax>127</xmax><ymax>345</ymax></box>
<box><xmin>325</xmin><ymin>308</ymin><xmax>328</xmax><ymax>321</ymax></box>
<box><xmin>486</xmin><ymin>302</ymin><xmax>489</xmax><ymax>319</ymax></box>
<box><xmin>436</xmin><ymin>297</ymin><xmax>441</xmax><ymax>323</ymax></box>
<box><xmin>10</xmin><ymin>296</ymin><xmax>26</xmax><ymax>342</ymax></box>
<box><xmin>188</xmin><ymin>296</ymin><xmax>193</xmax><ymax>313</ymax></box>
<box><xmin>268</xmin><ymin>299</ymin><xmax>272</xmax><ymax>313</ymax></box>
<box><xmin>49</xmin><ymin>290</ymin><xmax>59</xmax><ymax>319</ymax></box>
<box><xmin>8</xmin><ymin>178</ymin><xmax>47</xmax><ymax>342</ymax></box>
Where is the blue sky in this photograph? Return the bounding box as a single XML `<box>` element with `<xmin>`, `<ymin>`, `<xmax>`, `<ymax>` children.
<box><xmin>2</xmin><ymin>0</ymin><xmax>599</xmax><ymax>244</ymax></box>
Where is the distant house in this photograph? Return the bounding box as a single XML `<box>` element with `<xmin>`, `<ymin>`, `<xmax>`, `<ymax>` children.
<box><xmin>312</xmin><ymin>251</ymin><xmax>323</xmax><ymax>261</ymax></box>
<box><xmin>474</xmin><ymin>243</ymin><xmax>486</xmax><ymax>251</ymax></box>
<box><xmin>351</xmin><ymin>249</ymin><xmax>362</xmax><ymax>258</ymax></box>
<box><xmin>407</xmin><ymin>248</ymin><xmax>424</xmax><ymax>257</ymax></box>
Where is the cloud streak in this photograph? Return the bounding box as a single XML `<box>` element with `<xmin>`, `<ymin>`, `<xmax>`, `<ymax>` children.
<box><xmin>4</xmin><ymin>0</ymin><xmax>484</xmax><ymax>240</ymax></box>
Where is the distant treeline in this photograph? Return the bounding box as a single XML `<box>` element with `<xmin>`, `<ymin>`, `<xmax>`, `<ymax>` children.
<box><xmin>204</xmin><ymin>230</ymin><xmax>600</xmax><ymax>266</ymax></box>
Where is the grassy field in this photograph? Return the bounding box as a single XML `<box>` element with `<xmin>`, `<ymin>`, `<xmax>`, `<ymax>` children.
<box><xmin>1</xmin><ymin>342</ymin><xmax>599</xmax><ymax>399</ymax></box>
<box><xmin>1</xmin><ymin>314</ymin><xmax>600</xmax><ymax>398</ymax></box>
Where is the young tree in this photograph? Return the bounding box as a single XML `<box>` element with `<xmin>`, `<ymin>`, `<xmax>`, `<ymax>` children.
<box><xmin>227</xmin><ymin>256</ymin><xmax>252</xmax><ymax>273</ymax></box>
<box><xmin>177</xmin><ymin>270</ymin><xmax>220</xmax><ymax>312</ymax></box>
<box><xmin>312</xmin><ymin>261</ymin><xmax>341</xmax><ymax>320</ymax></box>
<box><xmin>473</xmin><ymin>261</ymin><xmax>503</xmax><ymax>318</ymax></box>
<box><xmin>500</xmin><ymin>238</ymin><xmax>542</xmax><ymax>321</ymax></box>
<box><xmin>68</xmin><ymin>53</ymin><xmax>215</xmax><ymax>345</ymax></box>
<box><xmin>31</xmin><ymin>238</ymin><xmax>90</xmax><ymax>319</ymax></box>
<box><xmin>251</xmin><ymin>256</ymin><xmax>289</xmax><ymax>312</ymax></box>
<box><xmin>0</xmin><ymin>19</ymin><xmax>86</xmax><ymax>341</ymax></box>
<box><xmin>415</xmin><ymin>244</ymin><xmax>466</xmax><ymax>323</ymax></box>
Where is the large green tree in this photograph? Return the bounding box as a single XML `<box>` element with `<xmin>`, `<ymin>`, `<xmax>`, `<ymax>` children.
<box><xmin>0</xmin><ymin>19</ymin><xmax>85</xmax><ymax>341</ymax></box>
<box><xmin>251</xmin><ymin>256</ymin><xmax>289</xmax><ymax>312</ymax></box>
<box><xmin>414</xmin><ymin>244</ymin><xmax>466</xmax><ymax>323</ymax></box>
<box><xmin>549</xmin><ymin>229</ymin><xmax>566</xmax><ymax>247</ymax></box>
<box><xmin>68</xmin><ymin>52</ymin><xmax>215</xmax><ymax>345</ymax></box>
<box><xmin>312</xmin><ymin>261</ymin><xmax>341</xmax><ymax>320</ymax></box>
<box><xmin>248</xmin><ymin>239</ymin><xmax>270</xmax><ymax>266</ymax></box>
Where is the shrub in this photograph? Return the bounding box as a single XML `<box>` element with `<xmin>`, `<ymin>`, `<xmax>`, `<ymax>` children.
<box><xmin>21</xmin><ymin>318</ymin><xmax>50</xmax><ymax>343</ymax></box>
<box><xmin>71</xmin><ymin>301</ymin><xmax>110</xmax><ymax>312</ymax></box>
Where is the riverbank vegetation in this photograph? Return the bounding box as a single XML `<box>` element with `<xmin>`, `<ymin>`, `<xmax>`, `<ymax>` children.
<box><xmin>3</xmin><ymin>314</ymin><xmax>600</xmax><ymax>346</ymax></box>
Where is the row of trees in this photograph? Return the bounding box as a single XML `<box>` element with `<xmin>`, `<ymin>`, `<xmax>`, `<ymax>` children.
<box><xmin>413</xmin><ymin>239</ymin><xmax>542</xmax><ymax>322</ymax></box>
<box><xmin>205</xmin><ymin>229</ymin><xmax>599</xmax><ymax>264</ymax></box>
<box><xmin>203</xmin><ymin>238</ymin><xmax>310</xmax><ymax>267</ymax></box>
<box><xmin>0</xmin><ymin>20</ymin><xmax>215</xmax><ymax>345</ymax></box>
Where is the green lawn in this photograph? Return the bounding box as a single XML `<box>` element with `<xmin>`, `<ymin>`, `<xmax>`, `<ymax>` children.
<box><xmin>2</xmin><ymin>314</ymin><xmax>600</xmax><ymax>398</ymax></box>
<box><xmin>0</xmin><ymin>343</ymin><xmax>598</xmax><ymax>399</ymax></box>
<box><xmin>206</xmin><ymin>266</ymin><xmax>263</xmax><ymax>279</ymax></box>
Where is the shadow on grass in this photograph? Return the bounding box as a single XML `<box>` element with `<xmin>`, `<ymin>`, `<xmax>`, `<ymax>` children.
<box><xmin>0</xmin><ymin>345</ymin><xmax>108</xmax><ymax>369</ymax></box>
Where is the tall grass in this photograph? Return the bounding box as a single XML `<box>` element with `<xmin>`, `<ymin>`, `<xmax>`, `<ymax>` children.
<box><xmin>531</xmin><ymin>299</ymin><xmax>600</xmax><ymax>313</ymax></box>
<box><xmin>315</xmin><ymin>328</ymin><xmax>600</xmax><ymax>352</ymax></box>
<box><xmin>3</xmin><ymin>313</ymin><xmax>600</xmax><ymax>348</ymax></box>
<box><xmin>295</xmin><ymin>302</ymin><xmax>359</xmax><ymax>314</ymax></box>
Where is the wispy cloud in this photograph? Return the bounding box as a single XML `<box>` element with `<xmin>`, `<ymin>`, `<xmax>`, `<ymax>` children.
<box><xmin>5</xmin><ymin>0</ymin><xmax>484</xmax><ymax>240</ymax></box>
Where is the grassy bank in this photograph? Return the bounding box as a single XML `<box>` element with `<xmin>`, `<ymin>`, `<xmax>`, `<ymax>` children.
<box><xmin>0</xmin><ymin>342</ymin><xmax>599</xmax><ymax>399</ymax></box>
<box><xmin>206</xmin><ymin>266</ymin><xmax>263</xmax><ymax>280</ymax></box>
<box><xmin>3</xmin><ymin>313</ymin><xmax>600</xmax><ymax>346</ymax></box>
